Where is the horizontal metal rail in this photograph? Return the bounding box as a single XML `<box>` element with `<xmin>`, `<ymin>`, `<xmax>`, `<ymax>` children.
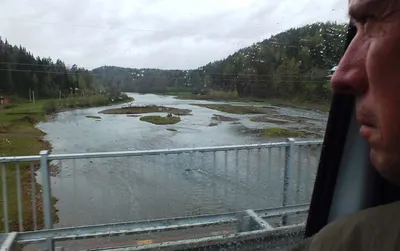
<box><xmin>0</xmin><ymin>155</ymin><xmax>41</xmax><ymax>163</ymax></box>
<box><xmin>16</xmin><ymin>204</ymin><xmax>308</xmax><ymax>244</ymax></box>
<box><xmin>294</xmin><ymin>140</ymin><xmax>322</xmax><ymax>146</ymax></box>
<box><xmin>47</xmin><ymin>142</ymin><xmax>291</xmax><ymax>160</ymax></box>
<box><xmin>257</xmin><ymin>204</ymin><xmax>309</xmax><ymax>218</ymax></box>
<box><xmin>92</xmin><ymin>224</ymin><xmax>306</xmax><ymax>251</ymax></box>
<box><xmin>0</xmin><ymin>140</ymin><xmax>323</xmax><ymax>163</ymax></box>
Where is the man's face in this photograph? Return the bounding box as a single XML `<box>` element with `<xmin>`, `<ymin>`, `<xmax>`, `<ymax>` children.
<box><xmin>331</xmin><ymin>0</ymin><xmax>400</xmax><ymax>184</ymax></box>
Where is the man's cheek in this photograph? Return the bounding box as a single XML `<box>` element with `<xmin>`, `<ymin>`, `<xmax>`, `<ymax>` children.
<box><xmin>380</xmin><ymin>110</ymin><xmax>400</xmax><ymax>148</ymax></box>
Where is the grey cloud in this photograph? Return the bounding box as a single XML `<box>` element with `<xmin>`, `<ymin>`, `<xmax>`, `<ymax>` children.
<box><xmin>0</xmin><ymin>0</ymin><xmax>348</xmax><ymax>70</ymax></box>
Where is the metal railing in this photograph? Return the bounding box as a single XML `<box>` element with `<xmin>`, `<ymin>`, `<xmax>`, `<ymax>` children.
<box><xmin>0</xmin><ymin>138</ymin><xmax>323</xmax><ymax>250</ymax></box>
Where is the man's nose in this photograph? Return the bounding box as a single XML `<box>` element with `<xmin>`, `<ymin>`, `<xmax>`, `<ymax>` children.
<box><xmin>330</xmin><ymin>36</ymin><xmax>368</xmax><ymax>96</ymax></box>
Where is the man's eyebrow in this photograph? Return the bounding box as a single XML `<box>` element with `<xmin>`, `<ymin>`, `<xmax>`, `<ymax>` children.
<box><xmin>348</xmin><ymin>0</ymin><xmax>375</xmax><ymax>19</ymax></box>
<box><xmin>349</xmin><ymin>0</ymin><xmax>396</xmax><ymax>20</ymax></box>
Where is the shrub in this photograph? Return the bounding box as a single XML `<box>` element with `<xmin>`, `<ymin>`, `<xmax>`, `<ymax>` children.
<box><xmin>3</xmin><ymin>103</ymin><xmax>17</xmax><ymax>109</ymax></box>
<box><xmin>42</xmin><ymin>100</ymin><xmax>58</xmax><ymax>114</ymax></box>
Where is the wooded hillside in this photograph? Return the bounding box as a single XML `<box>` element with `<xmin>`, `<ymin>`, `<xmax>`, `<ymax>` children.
<box><xmin>94</xmin><ymin>22</ymin><xmax>347</xmax><ymax>102</ymax></box>
<box><xmin>0</xmin><ymin>38</ymin><xmax>104</xmax><ymax>99</ymax></box>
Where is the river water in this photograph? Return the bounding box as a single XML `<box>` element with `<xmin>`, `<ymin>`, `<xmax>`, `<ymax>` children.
<box><xmin>36</xmin><ymin>93</ymin><xmax>327</xmax><ymax>229</ymax></box>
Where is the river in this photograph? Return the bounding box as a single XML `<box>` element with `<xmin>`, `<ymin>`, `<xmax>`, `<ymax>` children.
<box><xmin>36</xmin><ymin>93</ymin><xmax>327</xmax><ymax>230</ymax></box>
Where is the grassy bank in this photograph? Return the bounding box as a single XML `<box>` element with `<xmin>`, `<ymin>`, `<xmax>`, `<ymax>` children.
<box><xmin>192</xmin><ymin>104</ymin><xmax>274</xmax><ymax>115</ymax></box>
<box><xmin>140</xmin><ymin>115</ymin><xmax>181</xmax><ymax>125</ymax></box>
<box><xmin>167</xmin><ymin>91</ymin><xmax>330</xmax><ymax>113</ymax></box>
<box><xmin>250</xmin><ymin>116</ymin><xmax>290</xmax><ymax>124</ymax></box>
<box><xmin>1</xmin><ymin>100</ymin><xmax>54</xmax><ymax>231</ymax></box>
<box><xmin>167</xmin><ymin>90</ymin><xmax>239</xmax><ymax>101</ymax></box>
<box><xmin>0</xmin><ymin>95</ymin><xmax>132</xmax><ymax>232</ymax></box>
<box><xmin>42</xmin><ymin>95</ymin><xmax>134</xmax><ymax>114</ymax></box>
<box><xmin>260</xmin><ymin>128</ymin><xmax>306</xmax><ymax>137</ymax></box>
<box><xmin>193</xmin><ymin>104</ymin><xmax>261</xmax><ymax>114</ymax></box>
<box><xmin>259</xmin><ymin>98</ymin><xmax>330</xmax><ymax>113</ymax></box>
<box><xmin>100</xmin><ymin>105</ymin><xmax>192</xmax><ymax>116</ymax></box>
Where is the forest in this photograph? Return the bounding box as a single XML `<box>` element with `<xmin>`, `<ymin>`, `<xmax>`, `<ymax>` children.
<box><xmin>0</xmin><ymin>38</ymin><xmax>104</xmax><ymax>100</ymax></box>
<box><xmin>93</xmin><ymin>22</ymin><xmax>347</xmax><ymax>103</ymax></box>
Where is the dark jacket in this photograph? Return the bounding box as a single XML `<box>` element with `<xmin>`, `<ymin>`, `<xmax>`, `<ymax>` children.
<box><xmin>287</xmin><ymin>201</ymin><xmax>400</xmax><ymax>251</ymax></box>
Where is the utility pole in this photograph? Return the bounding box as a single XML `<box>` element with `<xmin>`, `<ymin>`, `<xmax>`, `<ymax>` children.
<box><xmin>32</xmin><ymin>90</ymin><xmax>35</xmax><ymax>104</ymax></box>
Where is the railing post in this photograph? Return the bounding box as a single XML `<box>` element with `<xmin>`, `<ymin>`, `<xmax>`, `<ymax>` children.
<box><xmin>40</xmin><ymin>150</ymin><xmax>54</xmax><ymax>251</ymax></box>
<box><xmin>282</xmin><ymin>138</ymin><xmax>295</xmax><ymax>226</ymax></box>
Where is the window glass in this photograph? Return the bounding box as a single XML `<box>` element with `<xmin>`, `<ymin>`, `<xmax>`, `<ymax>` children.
<box><xmin>0</xmin><ymin>0</ymin><xmax>347</xmax><ymax>249</ymax></box>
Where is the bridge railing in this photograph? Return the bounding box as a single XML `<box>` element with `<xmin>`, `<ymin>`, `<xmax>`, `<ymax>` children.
<box><xmin>0</xmin><ymin>138</ymin><xmax>323</xmax><ymax>250</ymax></box>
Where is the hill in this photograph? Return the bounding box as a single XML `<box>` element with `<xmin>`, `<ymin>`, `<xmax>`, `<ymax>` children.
<box><xmin>93</xmin><ymin>21</ymin><xmax>347</xmax><ymax>103</ymax></box>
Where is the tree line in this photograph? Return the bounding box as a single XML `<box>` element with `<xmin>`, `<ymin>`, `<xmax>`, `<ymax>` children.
<box><xmin>94</xmin><ymin>22</ymin><xmax>347</xmax><ymax>102</ymax></box>
<box><xmin>0</xmin><ymin>38</ymin><xmax>104</xmax><ymax>100</ymax></box>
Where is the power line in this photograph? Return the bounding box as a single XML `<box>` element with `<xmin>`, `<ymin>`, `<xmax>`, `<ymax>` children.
<box><xmin>0</xmin><ymin>61</ymin><xmax>332</xmax><ymax>78</ymax></box>
<box><xmin>0</xmin><ymin>69</ymin><xmax>329</xmax><ymax>85</ymax></box>
<box><xmin>0</xmin><ymin>64</ymin><xmax>331</xmax><ymax>78</ymax></box>
<box><xmin>0</xmin><ymin>68</ymin><xmax>89</xmax><ymax>75</ymax></box>
<box><xmin>0</xmin><ymin>68</ymin><xmax>330</xmax><ymax>81</ymax></box>
<box><xmin>0</xmin><ymin>61</ymin><xmax>73</xmax><ymax>68</ymax></box>
<box><xmin>0</xmin><ymin>60</ymin><xmax>334</xmax><ymax>72</ymax></box>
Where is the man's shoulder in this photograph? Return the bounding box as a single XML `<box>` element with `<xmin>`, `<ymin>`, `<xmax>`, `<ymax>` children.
<box><xmin>322</xmin><ymin>201</ymin><xmax>400</xmax><ymax>229</ymax></box>
<box><xmin>286</xmin><ymin>202</ymin><xmax>400</xmax><ymax>251</ymax></box>
<box><xmin>310</xmin><ymin>201</ymin><xmax>400</xmax><ymax>250</ymax></box>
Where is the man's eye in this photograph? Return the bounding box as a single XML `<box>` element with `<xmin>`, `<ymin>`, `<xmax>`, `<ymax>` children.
<box><xmin>357</xmin><ymin>15</ymin><xmax>385</xmax><ymax>38</ymax></box>
<box><xmin>358</xmin><ymin>15</ymin><xmax>376</xmax><ymax>25</ymax></box>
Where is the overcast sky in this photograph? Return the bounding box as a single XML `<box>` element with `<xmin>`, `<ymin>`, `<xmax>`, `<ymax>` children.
<box><xmin>0</xmin><ymin>0</ymin><xmax>348</xmax><ymax>70</ymax></box>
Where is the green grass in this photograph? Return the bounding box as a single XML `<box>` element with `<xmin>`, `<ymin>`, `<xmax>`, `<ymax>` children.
<box><xmin>261</xmin><ymin>128</ymin><xmax>306</xmax><ymax>137</ymax></box>
<box><xmin>43</xmin><ymin>95</ymin><xmax>133</xmax><ymax>114</ymax></box>
<box><xmin>262</xmin><ymin>98</ymin><xmax>330</xmax><ymax>113</ymax></box>
<box><xmin>86</xmin><ymin>115</ymin><xmax>101</xmax><ymax>119</ymax></box>
<box><xmin>250</xmin><ymin>116</ymin><xmax>290</xmax><ymax>124</ymax></box>
<box><xmin>100</xmin><ymin>105</ymin><xmax>192</xmax><ymax>116</ymax></box>
<box><xmin>169</xmin><ymin>90</ymin><xmax>330</xmax><ymax>113</ymax></box>
<box><xmin>140</xmin><ymin>115</ymin><xmax>181</xmax><ymax>125</ymax></box>
<box><xmin>168</xmin><ymin>90</ymin><xmax>239</xmax><ymax>101</ymax></box>
<box><xmin>193</xmin><ymin>104</ymin><xmax>267</xmax><ymax>115</ymax></box>
<box><xmin>250</xmin><ymin>117</ymin><xmax>262</xmax><ymax>122</ymax></box>
<box><xmin>0</xmin><ymin>102</ymin><xmax>49</xmax><ymax>231</ymax></box>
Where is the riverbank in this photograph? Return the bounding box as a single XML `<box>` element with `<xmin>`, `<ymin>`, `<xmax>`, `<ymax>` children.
<box><xmin>165</xmin><ymin>91</ymin><xmax>331</xmax><ymax>113</ymax></box>
<box><xmin>0</xmin><ymin>95</ymin><xmax>133</xmax><ymax>231</ymax></box>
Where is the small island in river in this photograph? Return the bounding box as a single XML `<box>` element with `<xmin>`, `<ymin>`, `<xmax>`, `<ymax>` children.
<box><xmin>140</xmin><ymin>115</ymin><xmax>181</xmax><ymax>125</ymax></box>
<box><xmin>99</xmin><ymin>105</ymin><xmax>192</xmax><ymax>116</ymax></box>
